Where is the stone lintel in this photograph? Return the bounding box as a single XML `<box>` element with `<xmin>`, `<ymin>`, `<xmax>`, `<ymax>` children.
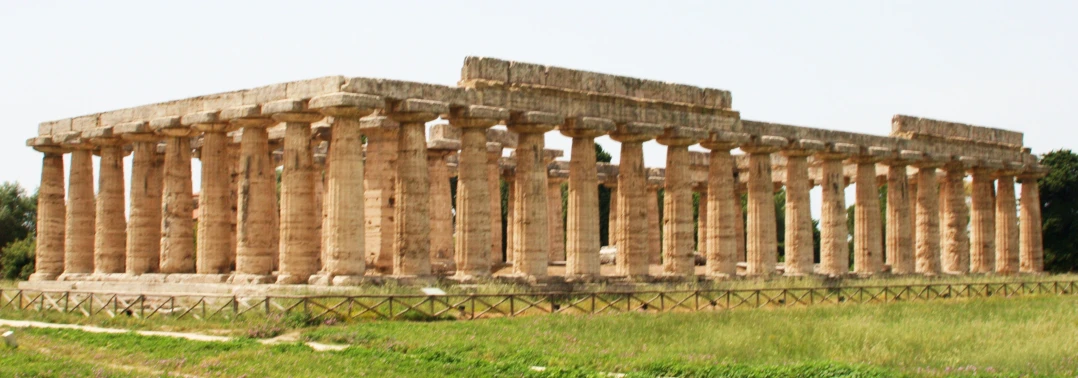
<box><xmin>781</xmin><ymin>138</ymin><xmax>825</xmax><ymax>157</ymax></box>
<box><xmin>560</xmin><ymin>116</ymin><xmax>615</xmax><ymax>138</ymax></box>
<box><xmin>656</xmin><ymin>126</ymin><xmax>707</xmax><ymax>146</ymax></box>
<box><xmin>1018</xmin><ymin>164</ymin><xmax>1050</xmax><ymax>179</ymax></box>
<box><xmin>816</xmin><ymin>142</ymin><xmax>859</xmax><ymax>160</ymax></box>
<box><xmin>849</xmin><ymin>146</ymin><xmax>893</xmax><ymax>164</ymax></box>
<box><xmin>994</xmin><ymin>161</ymin><xmax>1027</xmax><ymax>177</ymax></box>
<box><xmin>113</xmin><ymin>121</ymin><xmax>150</xmax><ymax>135</ymax></box>
<box><xmin>263</xmin><ymin>99</ymin><xmax>323</xmax><ymax>124</ymax></box>
<box><xmin>509</xmin><ymin>111</ymin><xmax>563</xmax><ymax>132</ymax></box>
<box><xmin>891</xmin><ymin>114</ymin><xmax>1023</xmax><ymax>150</ymax></box>
<box><xmin>969</xmin><ymin>159</ymin><xmax>1004</xmax><ymax>173</ymax></box>
<box><xmin>180</xmin><ymin>110</ymin><xmax>220</xmax><ymax>125</ymax></box>
<box><xmin>428</xmin><ymin>138</ymin><xmax>461</xmax><ymax>151</ymax></box>
<box><xmin>220</xmin><ymin>105</ymin><xmax>273</xmax><ymax>129</ymax></box>
<box><xmin>82</xmin><ymin>126</ymin><xmax>115</xmax><ymax>139</ymax></box>
<box><xmin>358</xmin><ymin>116</ymin><xmax>400</xmax><ymax>133</ymax></box>
<box><xmin>701</xmin><ymin>130</ymin><xmax>751</xmax><ymax>150</ymax></box>
<box><xmin>56</xmin><ymin>131</ymin><xmax>92</xmax><ymax>149</ymax></box>
<box><xmin>394</xmin><ymin>98</ymin><xmax>450</xmax><ymax>117</ymax></box>
<box><xmin>309</xmin><ymin>92</ymin><xmax>384</xmax><ymax>118</ymax></box>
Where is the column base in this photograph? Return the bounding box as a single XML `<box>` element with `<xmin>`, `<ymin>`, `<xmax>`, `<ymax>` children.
<box><xmin>307</xmin><ymin>274</ymin><xmax>379</xmax><ymax>286</ymax></box>
<box><xmin>276</xmin><ymin>273</ymin><xmax>314</xmax><ymax>285</ymax></box>
<box><xmin>27</xmin><ymin>272</ymin><xmax>59</xmax><ymax>281</ymax></box>
<box><xmin>229</xmin><ymin>274</ymin><xmax>276</xmax><ymax>285</ymax></box>
<box><xmin>56</xmin><ymin>273</ymin><xmax>92</xmax><ymax>281</ymax></box>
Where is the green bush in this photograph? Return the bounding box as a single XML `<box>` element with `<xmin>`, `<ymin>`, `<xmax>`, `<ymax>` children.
<box><xmin>1</xmin><ymin>236</ymin><xmax>34</xmax><ymax>280</ymax></box>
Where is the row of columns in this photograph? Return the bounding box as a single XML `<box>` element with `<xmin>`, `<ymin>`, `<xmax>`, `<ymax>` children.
<box><xmin>29</xmin><ymin>101</ymin><xmax>1046</xmax><ymax>283</ymax></box>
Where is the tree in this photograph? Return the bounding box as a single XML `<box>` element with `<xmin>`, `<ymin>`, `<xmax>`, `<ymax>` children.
<box><xmin>1</xmin><ymin>237</ymin><xmax>35</xmax><ymax>280</ymax></box>
<box><xmin>1039</xmin><ymin>150</ymin><xmax>1078</xmax><ymax>272</ymax></box>
<box><xmin>596</xmin><ymin>143</ymin><xmax>613</xmax><ymax>246</ymax></box>
<box><xmin>0</xmin><ymin>182</ymin><xmax>36</xmax><ymax>248</ymax></box>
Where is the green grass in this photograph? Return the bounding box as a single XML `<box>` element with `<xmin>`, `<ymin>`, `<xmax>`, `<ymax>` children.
<box><xmin>2</xmin><ymin>294</ymin><xmax>1077</xmax><ymax>376</ymax></box>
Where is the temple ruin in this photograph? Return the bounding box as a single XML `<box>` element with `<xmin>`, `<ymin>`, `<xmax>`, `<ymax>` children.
<box><xmin>23</xmin><ymin>57</ymin><xmax>1046</xmax><ymax>288</ymax></box>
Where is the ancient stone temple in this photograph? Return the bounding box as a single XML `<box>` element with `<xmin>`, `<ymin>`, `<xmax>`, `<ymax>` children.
<box><xmin>24</xmin><ymin>57</ymin><xmax>1046</xmax><ymax>287</ymax></box>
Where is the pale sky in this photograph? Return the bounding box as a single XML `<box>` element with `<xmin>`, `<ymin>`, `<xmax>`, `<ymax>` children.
<box><xmin>2</xmin><ymin>1</ymin><xmax>1074</xmax><ymax>209</ymax></box>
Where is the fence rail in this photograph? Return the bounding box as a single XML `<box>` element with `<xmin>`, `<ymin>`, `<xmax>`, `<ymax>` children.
<box><xmin>2</xmin><ymin>280</ymin><xmax>1075</xmax><ymax>322</ymax></box>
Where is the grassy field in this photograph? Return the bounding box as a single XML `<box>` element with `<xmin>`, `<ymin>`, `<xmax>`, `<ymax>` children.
<box><xmin>2</xmin><ymin>294</ymin><xmax>1077</xmax><ymax>377</ymax></box>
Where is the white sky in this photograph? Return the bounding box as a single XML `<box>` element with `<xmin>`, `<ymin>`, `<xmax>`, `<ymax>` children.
<box><xmin>1</xmin><ymin>1</ymin><xmax>1074</xmax><ymax>215</ymax></box>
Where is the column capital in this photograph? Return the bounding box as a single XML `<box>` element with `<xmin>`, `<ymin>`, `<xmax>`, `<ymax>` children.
<box><xmin>883</xmin><ymin>149</ymin><xmax>924</xmax><ymax>166</ymax></box>
<box><xmin>390</xmin><ymin>98</ymin><xmax>449</xmax><ymax>123</ymax></box>
<box><xmin>428</xmin><ymin>137</ymin><xmax>461</xmax><ymax>152</ymax></box>
<box><xmin>26</xmin><ymin>136</ymin><xmax>66</xmax><ymax>154</ymax></box>
<box><xmin>559</xmin><ymin>116</ymin><xmax>615</xmax><ymax>139</ymax></box>
<box><xmin>56</xmin><ymin>131</ymin><xmax>94</xmax><ymax>150</ymax></box>
<box><xmin>610</xmin><ymin>122</ymin><xmax>663</xmax><ymax>143</ymax></box>
<box><xmin>83</xmin><ymin>126</ymin><xmax>126</xmax><ymax>148</ymax></box>
<box><xmin>848</xmin><ymin>146</ymin><xmax>893</xmax><ymax>164</ymax></box>
<box><xmin>655</xmin><ymin>126</ymin><xmax>707</xmax><ymax>146</ymax></box>
<box><xmin>779</xmin><ymin>138</ymin><xmax>824</xmax><ymax>157</ymax></box>
<box><xmin>221</xmin><ymin>105</ymin><xmax>275</xmax><ymax>129</ymax></box>
<box><xmin>310</xmin><ymin>92</ymin><xmax>383</xmax><ymax>118</ymax></box>
<box><xmin>181</xmin><ymin>110</ymin><xmax>233</xmax><ymax>133</ymax></box>
<box><xmin>815</xmin><ymin>142</ymin><xmax>859</xmax><ymax>161</ymax></box>
<box><xmin>701</xmin><ymin>130</ymin><xmax>751</xmax><ymax>150</ymax></box>
<box><xmin>150</xmin><ymin>116</ymin><xmax>197</xmax><ymax>137</ymax></box>
<box><xmin>911</xmin><ymin>152</ymin><xmax>951</xmax><ymax>168</ymax></box>
<box><xmin>993</xmin><ymin>161</ymin><xmax>1027</xmax><ymax>178</ymax></box>
<box><xmin>740</xmin><ymin>135</ymin><xmax>788</xmax><ymax>154</ymax></box>
<box><xmin>968</xmin><ymin>159</ymin><xmax>1004</xmax><ymax>175</ymax></box>
<box><xmin>449</xmin><ymin>105</ymin><xmax>509</xmax><ymax>128</ymax></box>
<box><xmin>263</xmin><ymin>99</ymin><xmax>324</xmax><ymax>123</ymax></box>
<box><xmin>507</xmin><ymin>111</ymin><xmax>561</xmax><ymax>134</ymax></box>
<box><xmin>942</xmin><ymin>156</ymin><xmax>977</xmax><ymax>171</ymax></box>
<box><xmin>1017</xmin><ymin>163</ymin><xmax>1050</xmax><ymax>180</ymax></box>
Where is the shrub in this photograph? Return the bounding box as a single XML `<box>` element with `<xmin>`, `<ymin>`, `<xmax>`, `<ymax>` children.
<box><xmin>0</xmin><ymin>237</ymin><xmax>34</xmax><ymax>280</ymax></box>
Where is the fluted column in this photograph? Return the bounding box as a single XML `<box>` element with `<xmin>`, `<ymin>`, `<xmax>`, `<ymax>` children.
<box><xmin>607</xmin><ymin>185</ymin><xmax>618</xmax><ymax>248</ymax></box>
<box><xmin>389</xmin><ymin>99</ymin><xmax>448</xmax><ymax>278</ymax></box>
<box><xmin>1019</xmin><ymin>172</ymin><xmax>1045</xmax><ymax>273</ymax></box>
<box><xmin>941</xmin><ymin>160</ymin><xmax>970</xmax><ymax>274</ymax></box>
<box><xmin>969</xmin><ymin>162</ymin><xmax>1000</xmax><ymax>273</ymax></box>
<box><xmin>28</xmin><ymin>139</ymin><xmax>65</xmax><ymax>281</ymax></box>
<box><xmin>696</xmin><ymin>186</ymin><xmax>707</xmax><ymax>254</ymax></box>
<box><xmin>995</xmin><ymin>171</ymin><xmax>1019</xmax><ymax>274</ymax></box>
<box><xmin>60</xmin><ymin>137</ymin><xmax>94</xmax><ymax>278</ymax></box>
<box><xmin>742</xmin><ymin>136</ymin><xmax>786</xmax><ymax>277</ymax></box>
<box><xmin>362</xmin><ymin>117</ymin><xmax>399</xmax><ymax>273</ymax></box>
<box><xmin>701</xmin><ymin>132</ymin><xmax>749</xmax><ymax>278</ymax></box>
<box><xmin>657</xmin><ymin>127</ymin><xmax>706</xmax><ymax>277</ymax></box>
<box><xmin>914</xmin><ymin>159</ymin><xmax>944</xmax><ymax>275</ymax></box>
<box><xmin>447</xmin><ymin>106</ymin><xmax>506</xmax><ymax>279</ymax></box>
<box><xmin>646</xmin><ymin>179</ymin><xmax>662</xmax><ymax>266</ymax></box>
<box><xmin>181</xmin><ymin>112</ymin><xmax>232</xmax><ymax>275</ymax></box>
<box><xmin>87</xmin><ymin>129</ymin><xmax>126</xmax><ymax>274</ymax></box>
<box><xmin>222</xmin><ymin>106</ymin><xmax>276</xmax><ymax>283</ymax></box>
<box><xmin>149</xmin><ymin>117</ymin><xmax>195</xmax><ymax>274</ymax></box>
<box><xmin>263</xmin><ymin>100</ymin><xmax>323</xmax><ymax>284</ymax></box>
<box><xmin>487</xmin><ymin>142</ymin><xmax>504</xmax><ymax>267</ymax></box>
<box><xmin>780</xmin><ymin>139</ymin><xmax>822</xmax><ymax>276</ymax></box>
<box><xmin>428</xmin><ymin>148</ymin><xmax>456</xmax><ymax>273</ymax></box>
<box><xmin>885</xmin><ymin>152</ymin><xmax>920</xmax><ymax>275</ymax></box>
<box><xmin>505</xmin><ymin>172</ymin><xmax>516</xmax><ymax>264</ymax></box>
<box><xmin>817</xmin><ymin>144</ymin><xmax>856</xmax><ymax>276</ymax></box>
<box><xmin>121</xmin><ymin>124</ymin><xmax>164</xmax><ymax>275</ymax></box>
<box><xmin>735</xmin><ymin>182</ymin><xmax>746</xmax><ymax>263</ymax></box>
<box><xmin>307</xmin><ymin>93</ymin><xmax>382</xmax><ymax>285</ymax></box>
<box><xmin>507</xmin><ymin>111</ymin><xmax>560</xmax><ymax>279</ymax></box>
<box><xmin>852</xmin><ymin>148</ymin><xmax>886</xmax><ymax>275</ymax></box>
<box><xmin>607</xmin><ymin>122</ymin><xmax>657</xmax><ymax>278</ymax></box>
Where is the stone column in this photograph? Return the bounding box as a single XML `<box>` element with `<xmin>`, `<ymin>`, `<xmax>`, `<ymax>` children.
<box><xmin>183</xmin><ymin>112</ymin><xmax>233</xmax><ymax>276</ymax></box>
<box><xmin>428</xmin><ymin>147</ymin><xmax>457</xmax><ymax>273</ymax></box>
<box><xmin>607</xmin><ymin>185</ymin><xmax>618</xmax><ymax>248</ymax></box>
<box><xmin>941</xmin><ymin>160</ymin><xmax>971</xmax><ymax>274</ymax></box>
<box><xmin>227</xmin><ymin>140</ymin><xmax>240</xmax><ymax>271</ymax></box>
<box><xmin>27</xmin><ymin>138</ymin><xmax>65</xmax><ymax>281</ymax></box>
<box><xmin>607</xmin><ymin>121</ymin><xmax>657</xmax><ymax>278</ymax></box>
<box><xmin>1019</xmin><ymin>171</ymin><xmax>1045</xmax><ymax>273</ymax></box>
<box><xmin>547</xmin><ymin>176</ymin><xmax>566</xmax><ymax>262</ymax></box>
<box><xmin>487</xmin><ymin>142</ymin><xmax>504</xmax><ymax>267</ymax></box>
<box><xmin>657</xmin><ymin>127</ymin><xmax>706</xmax><ymax>277</ymax></box>
<box><xmin>969</xmin><ymin>162</ymin><xmax>1000</xmax><ymax>273</ymax></box>
<box><xmin>914</xmin><ymin>158</ymin><xmax>944</xmax><ymax>275</ymax></box>
<box><xmin>646</xmin><ymin>178</ymin><xmax>662</xmax><ymax>266</ymax></box>
<box><xmin>150</xmin><ymin>117</ymin><xmax>196</xmax><ymax>274</ymax></box>
<box><xmin>222</xmin><ymin>106</ymin><xmax>276</xmax><ymax>283</ymax></box>
<box><xmin>696</xmin><ymin>186</ymin><xmax>707</xmax><ymax>255</ymax></box>
<box><xmin>741</xmin><ymin>136</ymin><xmax>787</xmax><ymax>277</ymax></box>
<box><xmin>701</xmin><ymin>132</ymin><xmax>750</xmax><ymax>278</ymax></box>
<box><xmin>363</xmin><ymin>116</ymin><xmax>399</xmax><ymax>273</ymax></box>
<box><xmin>60</xmin><ymin>135</ymin><xmax>94</xmax><ymax>278</ymax></box>
<box><xmin>447</xmin><ymin>106</ymin><xmax>506</xmax><ymax>279</ymax></box>
<box><xmin>817</xmin><ymin>143</ymin><xmax>857</xmax><ymax>276</ymax></box>
<box><xmin>507</xmin><ymin>111</ymin><xmax>561</xmax><ymax>279</ymax></box>
<box><xmin>120</xmin><ymin>124</ymin><xmax>163</xmax><ymax>275</ymax></box>
<box><xmin>85</xmin><ymin>128</ymin><xmax>126</xmax><ymax>275</ymax></box>
<box><xmin>780</xmin><ymin>139</ymin><xmax>823</xmax><ymax>276</ymax></box>
<box><xmin>885</xmin><ymin>152</ymin><xmax>921</xmax><ymax>275</ymax></box>
<box><xmin>389</xmin><ymin>99</ymin><xmax>448</xmax><ymax>278</ymax></box>
<box><xmin>505</xmin><ymin>171</ymin><xmax>516</xmax><ymax>264</ymax></box>
<box><xmin>308</xmin><ymin>93</ymin><xmax>382</xmax><ymax>285</ymax></box>
<box><xmin>995</xmin><ymin>167</ymin><xmax>1020</xmax><ymax>274</ymax></box>
<box><xmin>852</xmin><ymin>148</ymin><xmax>887</xmax><ymax>275</ymax></box>
<box><xmin>263</xmin><ymin>100</ymin><xmax>323</xmax><ymax>284</ymax></box>
<box><xmin>735</xmin><ymin>182</ymin><xmax>746</xmax><ymax>263</ymax></box>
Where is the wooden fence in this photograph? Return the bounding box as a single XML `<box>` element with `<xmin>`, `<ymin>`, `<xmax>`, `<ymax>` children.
<box><xmin>2</xmin><ymin>280</ymin><xmax>1074</xmax><ymax>322</ymax></box>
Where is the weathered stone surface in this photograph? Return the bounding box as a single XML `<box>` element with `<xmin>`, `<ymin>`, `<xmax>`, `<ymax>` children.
<box><xmin>160</xmin><ymin>136</ymin><xmax>195</xmax><ymax>274</ymax></box>
<box><xmin>507</xmin><ymin>118</ymin><xmax>556</xmax><ymax>279</ymax></box>
<box><xmin>941</xmin><ymin>164</ymin><xmax>970</xmax><ymax>274</ymax></box>
<box><xmin>818</xmin><ymin>152</ymin><xmax>848</xmax><ymax>276</ymax></box>
<box><xmin>487</xmin><ymin>143</ymin><xmax>504</xmax><ymax>267</ymax></box>
<box><xmin>428</xmin><ymin>149</ymin><xmax>455</xmax><ymax>273</ymax></box>
<box><xmin>853</xmin><ymin>159</ymin><xmax>883</xmax><ymax>275</ymax></box>
<box><xmin>1019</xmin><ymin>176</ymin><xmax>1044</xmax><ymax>273</ymax></box>
<box><xmin>28</xmin><ymin>152</ymin><xmax>65</xmax><ymax>281</ymax></box>
<box><xmin>660</xmin><ymin>145</ymin><xmax>694</xmax><ymax>277</ymax></box>
<box><xmin>915</xmin><ymin>165</ymin><xmax>942</xmax><ymax>275</ymax></box>
<box><xmin>703</xmin><ymin>145</ymin><xmax>738</xmax><ymax>277</ymax></box>
<box><xmin>126</xmin><ymin>142</ymin><xmax>163</xmax><ymax>275</ymax></box>
<box><xmin>892</xmin><ymin>115</ymin><xmax>1023</xmax><ymax>150</ymax></box>
<box><xmin>886</xmin><ymin>164</ymin><xmax>915</xmax><ymax>274</ymax></box>
<box><xmin>362</xmin><ymin>116</ymin><xmax>399</xmax><ymax>273</ymax></box>
<box><xmin>234</xmin><ymin>124</ymin><xmax>277</xmax><ymax>280</ymax></box>
<box><xmin>781</xmin><ymin>151</ymin><xmax>812</xmax><ymax>276</ymax></box>
<box><xmin>995</xmin><ymin>175</ymin><xmax>1019</xmax><ymax>274</ymax></box>
<box><xmin>276</xmin><ymin>120</ymin><xmax>320</xmax><ymax>284</ymax></box>
<box><xmin>969</xmin><ymin>167</ymin><xmax>996</xmax><ymax>273</ymax></box>
<box><xmin>612</xmin><ymin>140</ymin><xmax>645</xmax><ymax>277</ymax></box>
<box><xmin>62</xmin><ymin>147</ymin><xmax>94</xmax><ymax>276</ymax></box>
<box><xmin>196</xmin><ymin>131</ymin><xmax>231</xmax><ymax>274</ymax></box>
<box><xmin>390</xmin><ymin>108</ymin><xmax>440</xmax><ymax>278</ymax></box>
<box><xmin>94</xmin><ymin>144</ymin><xmax>126</xmax><ymax>274</ymax></box>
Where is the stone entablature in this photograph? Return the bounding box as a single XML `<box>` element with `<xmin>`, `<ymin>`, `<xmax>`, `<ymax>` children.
<box><xmin>24</xmin><ymin>56</ymin><xmax>1047</xmax><ymax>285</ymax></box>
